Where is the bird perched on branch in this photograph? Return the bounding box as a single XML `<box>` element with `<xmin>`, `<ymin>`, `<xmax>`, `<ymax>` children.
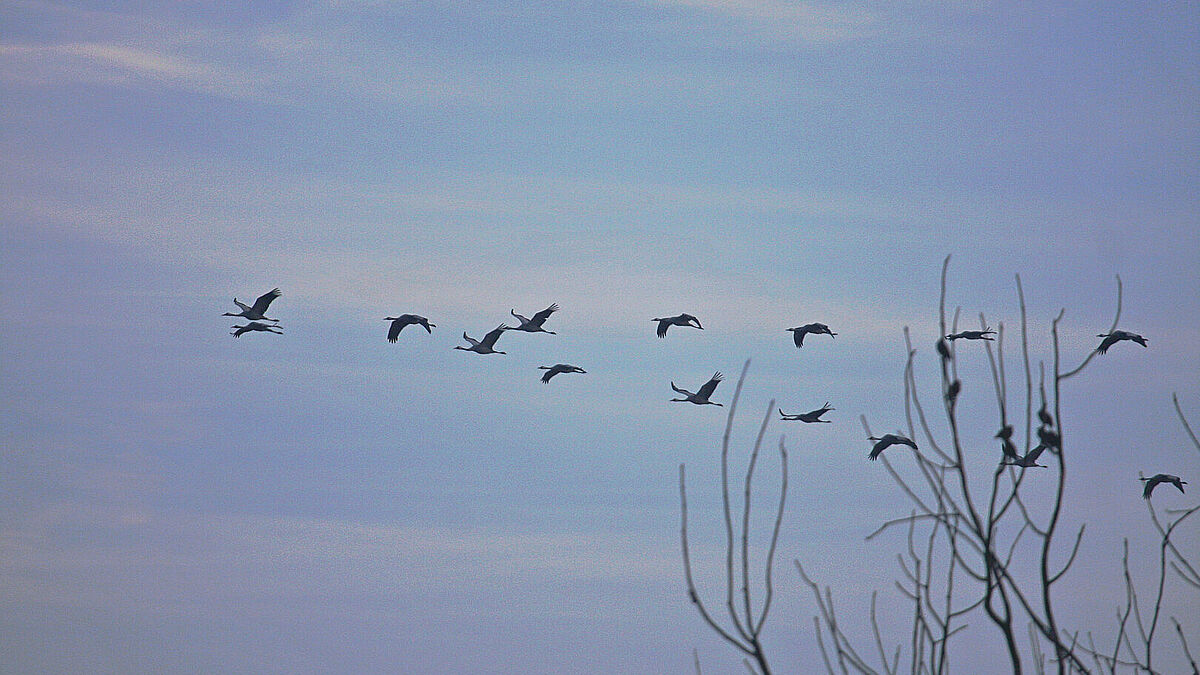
<box><xmin>787</xmin><ymin>323</ymin><xmax>837</xmax><ymax>347</ymax></box>
<box><xmin>946</xmin><ymin>329</ymin><xmax>996</xmax><ymax>341</ymax></box>
<box><xmin>223</xmin><ymin>288</ymin><xmax>282</xmax><ymax>322</ymax></box>
<box><xmin>867</xmin><ymin>433</ymin><xmax>917</xmax><ymax>460</ymax></box>
<box><xmin>670</xmin><ymin>372</ymin><xmax>723</xmax><ymax>406</ymax></box>
<box><xmin>653</xmin><ymin>313</ymin><xmax>703</xmax><ymax>338</ymax></box>
<box><xmin>779</xmin><ymin>403</ymin><xmax>834</xmax><ymax>423</ymax></box>
<box><xmin>384</xmin><ymin>314</ymin><xmax>435</xmax><ymax>342</ymax></box>
<box><xmin>454</xmin><ymin>325</ymin><xmax>509</xmax><ymax>354</ymax></box>
<box><xmin>1096</xmin><ymin>330</ymin><xmax>1148</xmax><ymax>354</ymax></box>
<box><xmin>538</xmin><ymin>363</ymin><xmax>586</xmax><ymax>383</ymax></box>
<box><xmin>1001</xmin><ymin>444</ymin><xmax>1048</xmax><ymax>468</ymax></box>
<box><xmin>510</xmin><ymin>303</ymin><xmax>559</xmax><ymax>334</ymax></box>
<box><xmin>231</xmin><ymin>321</ymin><xmax>283</xmax><ymax>338</ymax></box>
<box><xmin>1140</xmin><ymin>473</ymin><xmax>1187</xmax><ymax>498</ymax></box>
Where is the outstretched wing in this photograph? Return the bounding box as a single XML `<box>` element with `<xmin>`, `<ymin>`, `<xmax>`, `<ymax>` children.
<box><xmin>540</xmin><ymin>368</ymin><xmax>557</xmax><ymax>383</ymax></box>
<box><xmin>481</xmin><ymin>324</ymin><xmax>507</xmax><ymax>348</ymax></box>
<box><xmin>530</xmin><ymin>303</ymin><xmax>559</xmax><ymax>327</ymax></box>
<box><xmin>656</xmin><ymin>319</ymin><xmax>669</xmax><ymax>338</ymax></box>
<box><xmin>387</xmin><ymin>320</ymin><xmax>403</xmax><ymax>343</ymax></box>
<box><xmin>696</xmin><ymin>372</ymin><xmax>723</xmax><ymax>399</ymax></box>
<box><xmin>670</xmin><ymin>382</ymin><xmax>690</xmax><ymax>396</ymax></box>
<box><xmin>792</xmin><ymin>329</ymin><xmax>806</xmax><ymax>348</ymax></box>
<box><xmin>1025</xmin><ymin>444</ymin><xmax>1047</xmax><ymax>463</ymax></box>
<box><xmin>251</xmin><ymin>288</ymin><xmax>281</xmax><ymax>314</ymax></box>
<box><xmin>1142</xmin><ymin>475</ymin><xmax>1162</xmax><ymax>498</ymax></box>
<box><xmin>1096</xmin><ymin>334</ymin><xmax>1117</xmax><ymax>354</ymax></box>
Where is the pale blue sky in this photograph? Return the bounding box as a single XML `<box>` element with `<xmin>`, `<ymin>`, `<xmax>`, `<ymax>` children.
<box><xmin>2</xmin><ymin>1</ymin><xmax>1199</xmax><ymax>673</ymax></box>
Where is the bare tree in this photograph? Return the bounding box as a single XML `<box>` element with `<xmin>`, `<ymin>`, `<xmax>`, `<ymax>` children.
<box><xmin>680</xmin><ymin>360</ymin><xmax>788</xmax><ymax>675</ymax></box>
<box><xmin>680</xmin><ymin>259</ymin><xmax>1195</xmax><ymax>674</ymax></box>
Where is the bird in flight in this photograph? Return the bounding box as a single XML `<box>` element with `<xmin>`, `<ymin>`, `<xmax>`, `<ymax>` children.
<box><xmin>945</xmin><ymin>329</ymin><xmax>996</xmax><ymax>341</ymax></box>
<box><xmin>231</xmin><ymin>321</ymin><xmax>283</xmax><ymax>338</ymax></box>
<box><xmin>455</xmin><ymin>325</ymin><xmax>509</xmax><ymax>354</ymax></box>
<box><xmin>1140</xmin><ymin>473</ymin><xmax>1187</xmax><ymax>498</ymax></box>
<box><xmin>510</xmin><ymin>303</ymin><xmax>560</xmax><ymax>334</ymax></box>
<box><xmin>384</xmin><ymin>314</ymin><xmax>435</xmax><ymax>342</ymax></box>
<box><xmin>223</xmin><ymin>288</ymin><xmax>282</xmax><ymax>322</ymax></box>
<box><xmin>1096</xmin><ymin>330</ymin><xmax>1148</xmax><ymax>354</ymax></box>
<box><xmin>779</xmin><ymin>402</ymin><xmax>834</xmax><ymax>423</ymax></box>
<box><xmin>867</xmin><ymin>433</ymin><xmax>918</xmax><ymax>460</ymax></box>
<box><xmin>538</xmin><ymin>363</ymin><xmax>586</xmax><ymax>383</ymax></box>
<box><xmin>1001</xmin><ymin>444</ymin><xmax>1048</xmax><ymax>468</ymax></box>
<box><xmin>787</xmin><ymin>323</ymin><xmax>837</xmax><ymax>347</ymax></box>
<box><xmin>670</xmin><ymin>372</ymin><xmax>723</xmax><ymax>406</ymax></box>
<box><xmin>653</xmin><ymin>313</ymin><xmax>703</xmax><ymax>338</ymax></box>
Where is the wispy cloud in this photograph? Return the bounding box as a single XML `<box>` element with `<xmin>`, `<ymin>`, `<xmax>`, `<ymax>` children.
<box><xmin>0</xmin><ymin>42</ymin><xmax>267</xmax><ymax>101</ymax></box>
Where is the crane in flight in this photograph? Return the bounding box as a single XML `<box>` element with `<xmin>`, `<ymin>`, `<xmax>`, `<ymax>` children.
<box><xmin>455</xmin><ymin>325</ymin><xmax>509</xmax><ymax>354</ymax></box>
<box><xmin>1096</xmin><ymin>330</ymin><xmax>1148</xmax><ymax>354</ymax></box>
<box><xmin>384</xmin><ymin>314</ymin><xmax>435</xmax><ymax>342</ymax></box>
<box><xmin>538</xmin><ymin>363</ymin><xmax>586</xmax><ymax>383</ymax></box>
<box><xmin>779</xmin><ymin>402</ymin><xmax>834</xmax><ymax>423</ymax></box>
<box><xmin>653</xmin><ymin>313</ymin><xmax>703</xmax><ymax>338</ymax></box>
<box><xmin>510</xmin><ymin>303</ymin><xmax>560</xmax><ymax>334</ymax></box>
<box><xmin>1140</xmin><ymin>473</ymin><xmax>1187</xmax><ymax>498</ymax></box>
<box><xmin>670</xmin><ymin>372</ymin><xmax>723</xmax><ymax>406</ymax></box>
<box><xmin>787</xmin><ymin>323</ymin><xmax>837</xmax><ymax>347</ymax></box>
<box><xmin>1001</xmin><ymin>444</ymin><xmax>1048</xmax><ymax>468</ymax></box>
<box><xmin>867</xmin><ymin>433</ymin><xmax>917</xmax><ymax>460</ymax></box>
<box><xmin>223</xmin><ymin>288</ymin><xmax>282</xmax><ymax>322</ymax></box>
<box><xmin>946</xmin><ymin>329</ymin><xmax>996</xmax><ymax>341</ymax></box>
<box><xmin>231</xmin><ymin>321</ymin><xmax>283</xmax><ymax>338</ymax></box>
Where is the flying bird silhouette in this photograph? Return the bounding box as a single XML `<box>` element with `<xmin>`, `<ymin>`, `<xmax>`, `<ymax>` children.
<box><xmin>1001</xmin><ymin>444</ymin><xmax>1048</xmax><ymax>468</ymax></box>
<box><xmin>868</xmin><ymin>433</ymin><xmax>918</xmax><ymax>460</ymax></box>
<box><xmin>779</xmin><ymin>402</ymin><xmax>834</xmax><ymax>423</ymax></box>
<box><xmin>454</xmin><ymin>325</ymin><xmax>509</xmax><ymax>354</ymax></box>
<box><xmin>223</xmin><ymin>288</ymin><xmax>282</xmax><ymax>322</ymax></box>
<box><xmin>1096</xmin><ymin>330</ymin><xmax>1148</xmax><ymax>354</ymax></box>
<box><xmin>946</xmin><ymin>329</ymin><xmax>996</xmax><ymax>341</ymax></box>
<box><xmin>653</xmin><ymin>313</ymin><xmax>703</xmax><ymax>338</ymax></box>
<box><xmin>538</xmin><ymin>363</ymin><xmax>586</xmax><ymax>383</ymax></box>
<box><xmin>511</xmin><ymin>303</ymin><xmax>560</xmax><ymax>334</ymax></box>
<box><xmin>670</xmin><ymin>372</ymin><xmax>723</xmax><ymax>406</ymax></box>
<box><xmin>384</xmin><ymin>314</ymin><xmax>435</xmax><ymax>342</ymax></box>
<box><xmin>787</xmin><ymin>323</ymin><xmax>837</xmax><ymax>347</ymax></box>
<box><xmin>231</xmin><ymin>321</ymin><xmax>283</xmax><ymax>338</ymax></box>
<box><xmin>1140</xmin><ymin>473</ymin><xmax>1187</xmax><ymax>498</ymax></box>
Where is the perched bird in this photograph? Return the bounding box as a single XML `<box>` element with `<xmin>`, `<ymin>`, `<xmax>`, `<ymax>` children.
<box><xmin>779</xmin><ymin>403</ymin><xmax>834</xmax><ymax>423</ymax></box>
<box><xmin>384</xmin><ymin>314</ymin><xmax>435</xmax><ymax>342</ymax></box>
<box><xmin>510</xmin><ymin>303</ymin><xmax>560</xmax><ymax>334</ymax></box>
<box><xmin>995</xmin><ymin>425</ymin><xmax>1014</xmax><ymax>440</ymax></box>
<box><xmin>946</xmin><ymin>329</ymin><xmax>996</xmax><ymax>341</ymax></box>
<box><xmin>936</xmin><ymin>338</ymin><xmax>952</xmax><ymax>359</ymax></box>
<box><xmin>868</xmin><ymin>433</ymin><xmax>918</xmax><ymax>460</ymax></box>
<box><xmin>1000</xmin><ymin>438</ymin><xmax>1021</xmax><ymax>460</ymax></box>
<box><xmin>1001</xmin><ymin>444</ymin><xmax>1048</xmax><ymax>468</ymax></box>
<box><xmin>231</xmin><ymin>321</ymin><xmax>283</xmax><ymax>338</ymax></box>
<box><xmin>946</xmin><ymin>379</ymin><xmax>961</xmax><ymax>403</ymax></box>
<box><xmin>1037</xmin><ymin>404</ymin><xmax>1054</xmax><ymax>427</ymax></box>
<box><xmin>1096</xmin><ymin>330</ymin><xmax>1148</xmax><ymax>354</ymax></box>
<box><xmin>454</xmin><ymin>325</ymin><xmax>509</xmax><ymax>355</ymax></box>
<box><xmin>538</xmin><ymin>363</ymin><xmax>586</xmax><ymax>383</ymax></box>
<box><xmin>653</xmin><ymin>313</ymin><xmax>703</xmax><ymax>338</ymax></box>
<box><xmin>787</xmin><ymin>323</ymin><xmax>837</xmax><ymax>348</ymax></box>
<box><xmin>1037</xmin><ymin>426</ymin><xmax>1061</xmax><ymax>450</ymax></box>
<box><xmin>1140</xmin><ymin>473</ymin><xmax>1187</xmax><ymax>498</ymax></box>
<box><xmin>223</xmin><ymin>288</ymin><xmax>282</xmax><ymax>322</ymax></box>
<box><xmin>670</xmin><ymin>372</ymin><xmax>723</xmax><ymax>406</ymax></box>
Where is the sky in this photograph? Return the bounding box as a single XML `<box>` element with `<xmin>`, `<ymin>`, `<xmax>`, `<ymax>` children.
<box><xmin>1</xmin><ymin>0</ymin><xmax>1199</xmax><ymax>672</ymax></box>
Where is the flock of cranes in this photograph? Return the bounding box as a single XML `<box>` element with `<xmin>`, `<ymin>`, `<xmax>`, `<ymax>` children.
<box><xmin>223</xmin><ymin>288</ymin><xmax>1181</xmax><ymax>497</ymax></box>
